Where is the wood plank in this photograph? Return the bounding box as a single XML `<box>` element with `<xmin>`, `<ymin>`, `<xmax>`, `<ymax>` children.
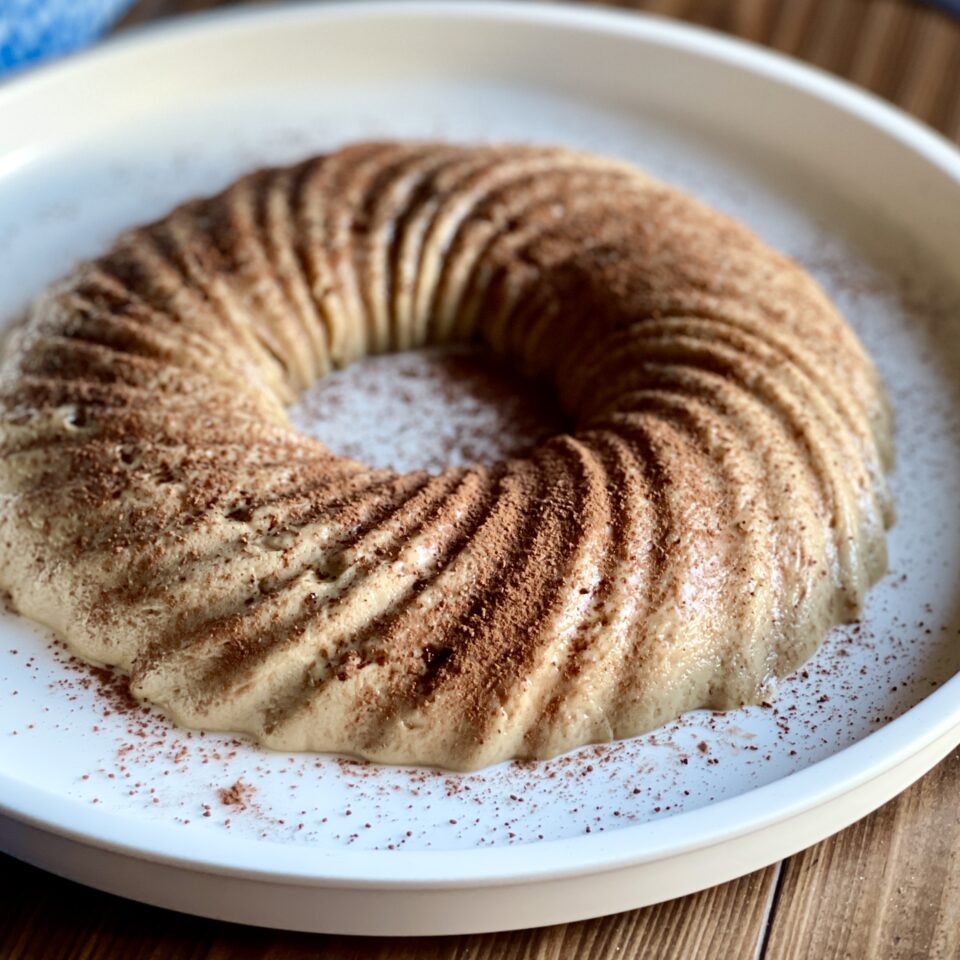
<box><xmin>798</xmin><ymin>0</ymin><xmax>865</xmax><ymax>73</ymax></box>
<box><xmin>848</xmin><ymin>0</ymin><xmax>906</xmax><ymax>89</ymax></box>
<box><xmin>763</xmin><ymin>749</ymin><xmax>960</xmax><ymax>960</ymax></box>
<box><xmin>767</xmin><ymin>0</ymin><xmax>822</xmax><ymax>55</ymax></box>
<box><xmin>729</xmin><ymin>0</ymin><xmax>781</xmax><ymax>45</ymax></box>
<box><xmin>895</xmin><ymin>12</ymin><xmax>960</xmax><ymax>132</ymax></box>
<box><xmin>0</xmin><ymin>854</ymin><xmax>779</xmax><ymax>959</ymax></box>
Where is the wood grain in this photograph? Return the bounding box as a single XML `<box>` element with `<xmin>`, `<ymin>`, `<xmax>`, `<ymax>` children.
<box><xmin>4</xmin><ymin>1</ymin><xmax>960</xmax><ymax>958</ymax></box>
<box><xmin>0</xmin><ymin>854</ymin><xmax>779</xmax><ymax>959</ymax></box>
<box><xmin>764</xmin><ymin>750</ymin><xmax>960</xmax><ymax>960</ymax></box>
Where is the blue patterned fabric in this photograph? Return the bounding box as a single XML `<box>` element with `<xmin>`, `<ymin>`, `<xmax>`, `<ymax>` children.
<box><xmin>0</xmin><ymin>0</ymin><xmax>135</xmax><ymax>74</ymax></box>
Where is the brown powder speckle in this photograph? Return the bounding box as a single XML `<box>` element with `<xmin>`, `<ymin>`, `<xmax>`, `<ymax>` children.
<box><xmin>218</xmin><ymin>779</ymin><xmax>255</xmax><ymax>810</ymax></box>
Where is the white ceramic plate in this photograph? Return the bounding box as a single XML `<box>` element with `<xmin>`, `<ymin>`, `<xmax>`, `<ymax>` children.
<box><xmin>1</xmin><ymin>1</ymin><xmax>959</xmax><ymax>936</ymax></box>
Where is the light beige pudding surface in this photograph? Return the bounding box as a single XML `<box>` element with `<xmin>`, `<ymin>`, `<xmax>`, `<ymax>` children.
<box><xmin>0</xmin><ymin>142</ymin><xmax>893</xmax><ymax>770</ymax></box>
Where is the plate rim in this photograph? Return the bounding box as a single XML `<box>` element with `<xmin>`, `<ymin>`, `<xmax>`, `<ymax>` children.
<box><xmin>1</xmin><ymin>0</ymin><xmax>959</xmax><ymax>890</ymax></box>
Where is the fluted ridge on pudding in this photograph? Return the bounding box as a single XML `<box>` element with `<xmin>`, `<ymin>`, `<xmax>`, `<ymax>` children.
<box><xmin>0</xmin><ymin>141</ymin><xmax>893</xmax><ymax>770</ymax></box>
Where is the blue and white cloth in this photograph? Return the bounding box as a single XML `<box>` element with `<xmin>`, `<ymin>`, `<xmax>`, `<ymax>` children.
<box><xmin>0</xmin><ymin>0</ymin><xmax>136</xmax><ymax>75</ymax></box>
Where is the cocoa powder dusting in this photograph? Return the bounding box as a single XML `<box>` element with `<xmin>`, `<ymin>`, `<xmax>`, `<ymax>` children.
<box><xmin>218</xmin><ymin>779</ymin><xmax>255</xmax><ymax>810</ymax></box>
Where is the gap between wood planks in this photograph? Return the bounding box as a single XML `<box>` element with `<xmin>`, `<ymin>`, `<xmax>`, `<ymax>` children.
<box><xmin>755</xmin><ymin>861</ymin><xmax>785</xmax><ymax>960</ymax></box>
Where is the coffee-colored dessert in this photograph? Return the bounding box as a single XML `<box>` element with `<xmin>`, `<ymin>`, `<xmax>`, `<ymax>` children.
<box><xmin>0</xmin><ymin>142</ymin><xmax>893</xmax><ymax>770</ymax></box>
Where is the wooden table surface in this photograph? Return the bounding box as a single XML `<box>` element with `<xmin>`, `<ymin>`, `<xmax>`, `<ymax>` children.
<box><xmin>2</xmin><ymin>1</ymin><xmax>959</xmax><ymax>957</ymax></box>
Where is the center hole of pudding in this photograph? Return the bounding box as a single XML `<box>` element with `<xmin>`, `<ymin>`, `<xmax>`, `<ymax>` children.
<box><xmin>288</xmin><ymin>344</ymin><xmax>569</xmax><ymax>474</ymax></box>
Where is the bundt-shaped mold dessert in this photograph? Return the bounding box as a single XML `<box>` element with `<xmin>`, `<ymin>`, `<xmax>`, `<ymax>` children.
<box><xmin>0</xmin><ymin>142</ymin><xmax>893</xmax><ymax>770</ymax></box>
